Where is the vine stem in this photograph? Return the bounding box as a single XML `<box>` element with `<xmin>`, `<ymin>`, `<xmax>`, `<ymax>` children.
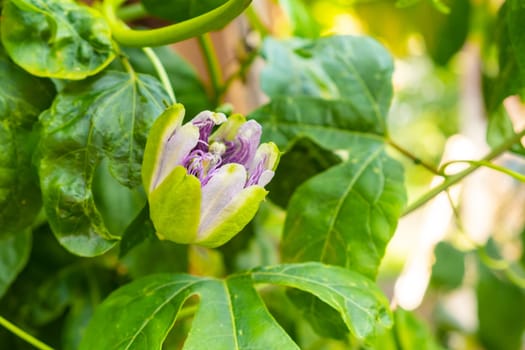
<box><xmin>403</xmin><ymin>128</ymin><xmax>525</xmax><ymax>215</ymax></box>
<box><xmin>0</xmin><ymin>316</ymin><xmax>55</xmax><ymax>350</ymax></box>
<box><xmin>386</xmin><ymin>138</ymin><xmax>441</xmax><ymax>175</ymax></box>
<box><xmin>197</xmin><ymin>34</ymin><xmax>223</xmax><ymax>105</ymax></box>
<box><xmin>101</xmin><ymin>0</ymin><xmax>252</xmax><ymax>47</ymax></box>
<box><xmin>142</xmin><ymin>47</ymin><xmax>176</xmax><ymax>103</ymax></box>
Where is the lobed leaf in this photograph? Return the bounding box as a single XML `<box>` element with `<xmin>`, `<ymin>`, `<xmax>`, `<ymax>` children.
<box><xmin>260</xmin><ymin>36</ymin><xmax>393</xmax><ymax>131</ymax></box>
<box><xmin>39</xmin><ymin>71</ymin><xmax>170</xmax><ymax>256</ymax></box>
<box><xmin>1</xmin><ymin>0</ymin><xmax>115</xmax><ymax>79</ymax></box>
<box><xmin>79</xmin><ymin>262</ymin><xmax>391</xmax><ymax>349</ymax></box>
<box><xmin>281</xmin><ymin>148</ymin><xmax>406</xmax><ymax>279</ymax></box>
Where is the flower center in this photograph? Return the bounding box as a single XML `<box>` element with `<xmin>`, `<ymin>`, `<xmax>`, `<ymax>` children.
<box><xmin>184</xmin><ymin>141</ymin><xmax>226</xmax><ymax>185</ymax></box>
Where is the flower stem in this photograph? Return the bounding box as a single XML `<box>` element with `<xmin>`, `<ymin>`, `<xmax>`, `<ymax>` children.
<box><xmin>0</xmin><ymin>316</ymin><xmax>55</xmax><ymax>350</ymax></box>
<box><xmin>197</xmin><ymin>34</ymin><xmax>223</xmax><ymax>106</ymax></box>
<box><xmin>403</xmin><ymin>128</ymin><xmax>525</xmax><ymax>215</ymax></box>
<box><xmin>142</xmin><ymin>47</ymin><xmax>176</xmax><ymax>103</ymax></box>
<box><xmin>102</xmin><ymin>0</ymin><xmax>252</xmax><ymax>47</ymax></box>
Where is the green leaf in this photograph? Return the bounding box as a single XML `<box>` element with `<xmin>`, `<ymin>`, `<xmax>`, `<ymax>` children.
<box><xmin>121</xmin><ymin>233</ymin><xmax>188</xmax><ymax>279</ymax></box>
<box><xmin>279</xmin><ymin>149</ymin><xmax>405</xmax><ymax>339</ymax></box>
<box><xmin>27</xmin><ymin>263</ymin><xmax>116</xmax><ymax>350</ymax></box>
<box><xmin>39</xmin><ymin>70</ymin><xmax>170</xmax><ymax>257</ymax></box>
<box><xmin>252</xmin><ymin>263</ymin><xmax>392</xmax><ymax>341</ymax></box>
<box><xmin>1</xmin><ymin>0</ymin><xmax>115</xmax><ymax>79</ymax></box>
<box><xmin>118</xmin><ymin>205</ymin><xmax>155</xmax><ymax>259</ymax></box>
<box><xmin>0</xmin><ymin>48</ymin><xmax>54</xmax><ymax>234</ymax></box>
<box><xmin>420</xmin><ymin>0</ymin><xmax>470</xmax><ymax>65</ymax></box>
<box><xmin>280</xmin><ymin>145</ymin><xmax>406</xmax><ymax>280</ymax></box>
<box><xmin>372</xmin><ymin>309</ymin><xmax>445</xmax><ymax>350</ymax></box>
<box><xmin>252</xmin><ymin>35</ymin><xmax>405</xmax><ymax>338</ymax></box>
<box><xmin>484</xmin><ymin>2</ymin><xmax>523</xmax><ymax>111</ymax></box>
<box><xmin>122</xmin><ymin>47</ymin><xmax>212</xmax><ymax>117</ymax></box>
<box><xmin>80</xmin><ymin>262</ymin><xmax>391</xmax><ymax>349</ymax></box>
<box><xmin>267</xmin><ymin>137</ymin><xmax>342</xmax><ymax>208</ymax></box>
<box><xmin>485</xmin><ymin>4</ymin><xmax>525</xmax><ymax>156</ymax></box>
<box><xmin>430</xmin><ymin>242</ymin><xmax>465</xmax><ymax>291</ymax></box>
<box><xmin>477</xmin><ymin>265</ymin><xmax>525</xmax><ymax>350</ymax></box>
<box><xmin>252</xmin><ymin>97</ymin><xmax>386</xmax><ymax>151</ymax></box>
<box><xmin>0</xmin><ymin>230</ymin><xmax>31</xmax><ymax>298</ymax></box>
<box><xmin>252</xmin><ymin>37</ymin><xmax>405</xmax><ymax>278</ymax></box>
<box><xmin>0</xmin><ymin>48</ymin><xmax>55</xmax><ymax>127</ymax></box>
<box><xmin>0</xmin><ymin>123</ymin><xmax>43</xmax><ymax>235</ymax></box>
<box><xmin>260</xmin><ymin>36</ymin><xmax>393</xmax><ymax>128</ymax></box>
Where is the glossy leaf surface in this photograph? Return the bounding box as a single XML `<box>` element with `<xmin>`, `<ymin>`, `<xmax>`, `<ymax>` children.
<box><xmin>282</xmin><ymin>148</ymin><xmax>406</xmax><ymax>279</ymax></box>
<box><xmin>79</xmin><ymin>262</ymin><xmax>391</xmax><ymax>349</ymax></box>
<box><xmin>1</xmin><ymin>0</ymin><xmax>115</xmax><ymax>79</ymax></box>
<box><xmin>253</xmin><ymin>36</ymin><xmax>406</xmax><ymax>279</ymax></box>
<box><xmin>0</xmin><ymin>48</ymin><xmax>54</xmax><ymax>235</ymax></box>
<box><xmin>39</xmin><ymin>71</ymin><xmax>170</xmax><ymax>256</ymax></box>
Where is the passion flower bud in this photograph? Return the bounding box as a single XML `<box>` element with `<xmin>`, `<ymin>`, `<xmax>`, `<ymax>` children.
<box><xmin>142</xmin><ymin>104</ymin><xmax>279</xmax><ymax>248</ymax></box>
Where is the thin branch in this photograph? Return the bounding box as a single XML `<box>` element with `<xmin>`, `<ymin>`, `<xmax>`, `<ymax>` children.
<box><xmin>403</xmin><ymin>128</ymin><xmax>525</xmax><ymax>215</ymax></box>
<box><xmin>387</xmin><ymin>138</ymin><xmax>441</xmax><ymax>175</ymax></box>
<box><xmin>197</xmin><ymin>34</ymin><xmax>223</xmax><ymax>105</ymax></box>
<box><xmin>142</xmin><ymin>47</ymin><xmax>176</xmax><ymax>103</ymax></box>
<box><xmin>0</xmin><ymin>316</ymin><xmax>55</xmax><ymax>350</ymax></box>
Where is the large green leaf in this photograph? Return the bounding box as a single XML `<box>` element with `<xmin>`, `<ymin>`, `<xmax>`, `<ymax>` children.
<box><xmin>267</xmin><ymin>137</ymin><xmax>342</xmax><ymax>208</ymax></box>
<box><xmin>1</xmin><ymin>0</ymin><xmax>115</xmax><ymax>79</ymax></box>
<box><xmin>252</xmin><ymin>36</ymin><xmax>406</xmax><ymax>279</ymax></box>
<box><xmin>0</xmin><ymin>230</ymin><xmax>31</xmax><ymax>298</ymax></box>
<box><xmin>260</xmin><ymin>36</ymin><xmax>393</xmax><ymax>130</ymax></box>
<box><xmin>141</xmin><ymin>0</ymin><xmax>228</xmax><ymax>22</ymax></box>
<box><xmin>39</xmin><ymin>71</ymin><xmax>170</xmax><ymax>257</ymax></box>
<box><xmin>252</xmin><ymin>35</ymin><xmax>406</xmax><ymax>339</ymax></box>
<box><xmin>0</xmin><ymin>48</ymin><xmax>54</xmax><ymax>235</ymax></box>
<box><xmin>282</xmin><ymin>148</ymin><xmax>406</xmax><ymax>279</ymax></box>
<box><xmin>79</xmin><ymin>262</ymin><xmax>391</xmax><ymax>349</ymax></box>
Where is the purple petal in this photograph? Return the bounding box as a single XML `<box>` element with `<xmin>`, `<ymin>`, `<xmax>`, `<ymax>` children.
<box><xmin>222</xmin><ymin>120</ymin><xmax>262</xmax><ymax>166</ymax></box>
<box><xmin>191</xmin><ymin>111</ymin><xmax>227</xmax><ymax>151</ymax></box>
<box><xmin>153</xmin><ymin>123</ymin><xmax>199</xmax><ymax>190</ymax></box>
<box><xmin>246</xmin><ymin>142</ymin><xmax>279</xmax><ymax>188</ymax></box>
<box><xmin>197</xmin><ymin>163</ymin><xmax>247</xmax><ymax>240</ymax></box>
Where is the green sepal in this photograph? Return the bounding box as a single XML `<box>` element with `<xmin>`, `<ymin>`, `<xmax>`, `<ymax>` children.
<box><xmin>149</xmin><ymin>165</ymin><xmax>201</xmax><ymax>244</ymax></box>
<box><xmin>142</xmin><ymin>104</ymin><xmax>186</xmax><ymax>193</ymax></box>
<box><xmin>196</xmin><ymin>185</ymin><xmax>268</xmax><ymax>248</ymax></box>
